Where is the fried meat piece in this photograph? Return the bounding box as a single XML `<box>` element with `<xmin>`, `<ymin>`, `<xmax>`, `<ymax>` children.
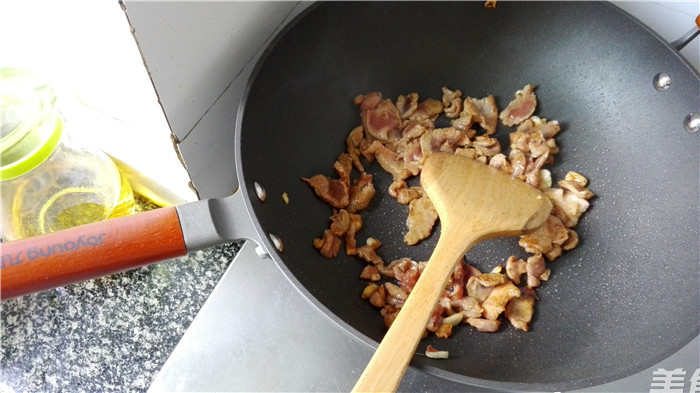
<box><xmin>361</xmin><ymin>98</ymin><xmax>402</xmax><ymax>142</ymax></box>
<box><xmin>462</xmin><ymin>95</ymin><xmax>498</xmax><ymax>134</ymax></box>
<box><xmin>393</xmin><ymin>258</ymin><xmax>421</xmax><ymax>293</ymax></box>
<box><xmin>334</xmin><ymin>153</ymin><xmax>353</xmax><ymax>184</ymax></box>
<box><xmin>409</xmin><ymin>98</ymin><xmax>444</xmax><ymax>122</ymax></box>
<box><xmin>441</xmin><ymin>87</ymin><xmax>463</xmax><ymax>119</ymax></box>
<box><xmin>451</xmin><ymin>296</ymin><xmax>483</xmax><ymax>319</ymax></box>
<box><xmin>519</xmin><ymin>214</ymin><xmax>570</xmax><ymax>261</ymax></box>
<box><xmin>499</xmin><ymin>84</ymin><xmax>537</xmax><ymax>126</ymax></box>
<box><xmin>505</xmin><ymin>256</ymin><xmax>527</xmax><ymax>285</ymax></box>
<box><xmin>347</xmin><ymin>173</ymin><xmax>375</xmax><ymax>213</ymax></box>
<box><xmin>481</xmin><ymin>281</ymin><xmax>521</xmax><ymax>320</ymax></box>
<box><xmin>357</xmin><ymin>237</ymin><xmax>384</xmax><ymax>266</ymax></box>
<box><xmin>396</xmin><ymin>93</ymin><xmax>419</xmax><ymax>119</ymax></box>
<box><xmin>346</xmin><ymin>126</ymin><xmax>365</xmax><ymax>172</ymax></box>
<box><xmin>302</xmin><ymin>174</ymin><xmax>350</xmax><ymax>209</ymax></box>
<box><xmin>472</xmin><ymin>135</ymin><xmax>501</xmax><ymax>159</ymax></box>
<box><xmin>388</xmin><ymin>180</ymin><xmax>422</xmax><ymax>204</ymax></box>
<box><xmin>404</xmin><ymin>194</ymin><xmax>438</xmax><ymax>245</ymax></box>
<box><xmin>545</xmin><ymin>186</ymin><xmax>592</xmax><ymax>228</ymax></box>
<box><xmin>467</xmin><ymin>317</ymin><xmax>501</xmax><ymax>333</ymax></box>
<box><xmin>360</xmin><ymin>265</ymin><xmax>381</xmax><ymax>281</ymax></box>
<box><xmin>420</xmin><ymin>127</ymin><xmax>471</xmax><ymax>156</ymax></box>
<box><xmin>466</xmin><ymin>273</ymin><xmax>507</xmax><ymax>303</ymax></box>
<box><xmin>365</xmin><ymin>140</ymin><xmax>412</xmax><ymax>180</ymax></box>
<box><xmin>505</xmin><ymin>287</ymin><xmax>536</xmax><ymax>332</ymax></box>
<box><xmin>312</xmin><ymin>229</ymin><xmax>341</xmax><ymax>258</ymax></box>
<box><xmin>505</xmin><ymin>255</ymin><xmax>550</xmax><ymax>288</ymax></box>
<box><xmin>328</xmin><ymin>209</ymin><xmax>363</xmax><ymax>255</ymax></box>
<box><xmin>525</xmin><ymin>254</ymin><xmax>550</xmax><ymax>288</ymax></box>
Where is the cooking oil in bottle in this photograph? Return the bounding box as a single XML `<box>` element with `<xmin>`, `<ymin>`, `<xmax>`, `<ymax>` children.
<box><xmin>1</xmin><ymin>67</ymin><xmax>135</xmax><ymax>241</ymax></box>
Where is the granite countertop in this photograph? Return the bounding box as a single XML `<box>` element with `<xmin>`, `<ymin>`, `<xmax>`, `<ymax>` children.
<box><xmin>1</xmin><ymin>201</ymin><xmax>242</xmax><ymax>392</ymax></box>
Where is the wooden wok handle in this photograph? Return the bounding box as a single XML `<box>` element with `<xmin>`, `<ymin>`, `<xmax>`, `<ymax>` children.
<box><xmin>0</xmin><ymin>206</ymin><xmax>186</xmax><ymax>300</ymax></box>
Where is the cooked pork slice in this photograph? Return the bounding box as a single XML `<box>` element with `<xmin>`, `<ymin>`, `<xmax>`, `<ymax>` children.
<box><xmin>463</xmin><ymin>95</ymin><xmax>499</xmax><ymax>134</ymax></box>
<box><xmin>489</xmin><ymin>153</ymin><xmax>513</xmax><ymax>175</ymax></box>
<box><xmin>451</xmin><ymin>114</ymin><xmax>474</xmax><ymax>132</ymax></box>
<box><xmin>400</xmin><ymin>120</ymin><xmax>428</xmax><ymax>140</ymax></box>
<box><xmin>347</xmin><ymin>173</ymin><xmax>375</xmax><ymax>213</ymax></box>
<box><xmin>526</xmin><ymin>254</ymin><xmax>550</xmax><ymax>288</ymax></box>
<box><xmin>333</xmin><ymin>153</ymin><xmax>354</xmax><ymax>185</ymax></box>
<box><xmin>481</xmin><ymin>281</ymin><xmax>521</xmax><ymax>320</ymax></box>
<box><xmin>545</xmin><ymin>187</ymin><xmax>591</xmax><ymax>228</ymax></box>
<box><xmin>562</xmin><ymin>229</ymin><xmax>579</xmax><ymax>250</ymax></box>
<box><xmin>312</xmin><ymin>229</ymin><xmax>341</xmax><ymax>258</ymax></box>
<box><xmin>519</xmin><ymin>214</ymin><xmax>570</xmax><ymax>261</ymax></box>
<box><xmin>362</xmin><ymin>283</ymin><xmax>386</xmax><ymax>308</ymax></box>
<box><xmin>384</xmin><ymin>282</ymin><xmax>408</xmax><ymax>309</ymax></box>
<box><xmin>388</xmin><ymin>180</ymin><xmax>420</xmax><ymax>204</ymax></box>
<box><xmin>366</xmin><ymin>140</ymin><xmax>412</xmax><ymax>180</ymax></box>
<box><xmin>302</xmin><ymin>174</ymin><xmax>349</xmax><ymax>208</ymax></box>
<box><xmin>505</xmin><ymin>287</ymin><xmax>536</xmax><ymax>332</ymax></box>
<box><xmin>355</xmin><ymin>91</ymin><xmax>383</xmax><ymax>110</ymax></box>
<box><xmin>346</xmin><ymin>126</ymin><xmax>365</xmax><ymax>172</ymax></box>
<box><xmin>360</xmin><ymin>265</ymin><xmax>381</xmax><ymax>281</ymax></box>
<box><xmin>558</xmin><ymin>174</ymin><xmax>595</xmax><ymax>200</ymax></box>
<box><xmin>419</xmin><ymin>127</ymin><xmax>471</xmax><ymax>158</ymax></box>
<box><xmin>441</xmin><ymin>87</ymin><xmax>463</xmax><ymax>119</ymax></box>
<box><xmin>361</xmin><ymin>98</ymin><xmax>402</xmax><ymax>142</ymax></box>
<box><xmin>377</xmin><ymin>258</ymin><xmax>404</xmax><ymax>278</ymax></box>
<box><xmin>505</xmin><ymin>256</ymin><xmax>527</xmax><ymax>284</ymax></box>
<box><xmin>466</xmin><ymin>273</ymin><xmax>507</xmax><ymax>303</ymax></box>
<box><xmin>509</xmin><ymin>149</ymin><xmax>527</xmax><ymax>178</ymax></box>
<box><xmin>393</xmin><ymin>258</ymin><xmax>421</xmax><ymax>293</ymax></box>
<box><xmin>396</xmin><ymin>93</ymin><xmax>419</xmax><ymax>119</ymax></box>
<box><xmin>404</xmin><ymin>194</ymin><xmax>439</xmax><ymax>245</ymax></box>
<box><xmin>467</xmin><ymin>317</ymin><xmax>501</xmax><ymax>333</ymax></box>
<box><xmin>397</xmin><ymin>139</ymin><xmax>424</xmax><ymax>177</ymax></box>
<box><xmin>409</xmin><ymin>98</ymin><xmax>444</xmax><ymax>122</ymax></box>
<box><xmin>499</xmin><ymin>84</ymin><xmax>537</xmax><ymax>126</ymax></box>
<box><xmin>451</xmin><ymin>296</ymin><xmax>483</xmax><ymax>319</ymax></box>
<box><xmin>329</xmin><ymin>209</ymin><xmax>352</xmax><ymax>237</ymax></box>
<box><xmin>356</xmin><ymin>237</ymin><xmax>384</xmax><ymax>266</ymax></box>
<box><xmin>426</xmin><ymin>303</ymin><xmax>445</xmax><ymax>333</ymax></box>
<box><xmin>472</xmin><ymin>135</ymin><xmax>501</xmax><ymax>159</ymax></box>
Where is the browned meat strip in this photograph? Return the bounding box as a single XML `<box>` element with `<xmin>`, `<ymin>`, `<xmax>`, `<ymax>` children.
<box><xmin>481</xmin><ymin>281</ymin><xmax>520</xmax><ymax>320</ymax></box>
<box><xmin>499</xmin><ymin>84</ymin><xmax>537</xmax><ymax>126</ymax></box>
<box><xmin>463</xmin><ymin>95</ymin><xmax>498</xmax><ymax>134</ymax></box>
<box><xmin>312</xmin><ymin>229</ymin><xmax>341</xmax><ymax>258</ymax></box>
<box><xmin>302</xmin><ymin>174</ymin><xmax>349</xmax><ymax>208</ymax></box>
<box><xmin>505</xmin><ymin>287</ymin><xmax>536</xmax><ymax>331</ymax></box>
<box><xmin>361</xmin><ymin>98</ymin><xmax>402</xmax><ymax>142</ymax></box>
<box><xmin>404</xmin><ymin>194</ymin><xmax>438</xmax><ymax>245</ymax></box>
<box><xmin>347</xmin><ymin>173</ymin><xmax>375</xmax><ymax>213</ymax></box>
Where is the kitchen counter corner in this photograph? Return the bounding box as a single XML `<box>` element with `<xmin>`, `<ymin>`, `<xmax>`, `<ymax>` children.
<box><xmin>1</xmin><ymin>241</ymin><xmax>241</xmax><ymax>392</ymax></box>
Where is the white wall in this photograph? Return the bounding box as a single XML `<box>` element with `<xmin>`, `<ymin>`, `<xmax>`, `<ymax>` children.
<box><xmin>0</xmin><ymin>0</ymin><xmax>196</xmax><ymax>206</ymax></box>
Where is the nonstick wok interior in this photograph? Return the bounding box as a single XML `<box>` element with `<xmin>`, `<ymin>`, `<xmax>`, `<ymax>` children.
<box><xmin>238</xmin><ymin>2</ymin><xmax>699</xmax><ymax>390</ymax></box>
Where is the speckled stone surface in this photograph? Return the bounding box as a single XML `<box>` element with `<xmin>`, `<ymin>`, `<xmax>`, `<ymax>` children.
<box><xmin>1</xmin><ymin>240</ymin><xmax>241</xmax><ymax>393</ymax></box>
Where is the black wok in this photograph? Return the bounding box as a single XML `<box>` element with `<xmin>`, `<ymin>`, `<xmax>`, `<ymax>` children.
<box><xmin>239</xmin><ymin>1</ymin><xmax>699</xmax><ymax>391</ymax></box>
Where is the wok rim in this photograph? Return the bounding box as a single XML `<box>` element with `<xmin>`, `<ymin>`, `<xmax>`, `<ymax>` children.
<box><xmin>233</xmin><ymin>1</ymin><xmax>700</xmax><ymax>391</ymax></box>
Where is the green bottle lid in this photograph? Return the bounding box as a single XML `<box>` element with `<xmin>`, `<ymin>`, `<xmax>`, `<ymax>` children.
<box><xmin>1</xmin><ymin>68</ymin><xmax>63</xmax><ymax>181</ymax></box>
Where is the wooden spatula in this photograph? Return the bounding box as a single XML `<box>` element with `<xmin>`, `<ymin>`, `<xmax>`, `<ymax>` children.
<box><xmin>352</xmin><ymin>152</ymin><xmax>553</xmax><ymax>393</ymax></box>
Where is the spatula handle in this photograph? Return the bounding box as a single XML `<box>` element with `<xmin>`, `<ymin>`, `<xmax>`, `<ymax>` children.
<box><xmin>0</xmin><ymin>206</ymin><xmax>186</xmax><ymax>300</ymax></box>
